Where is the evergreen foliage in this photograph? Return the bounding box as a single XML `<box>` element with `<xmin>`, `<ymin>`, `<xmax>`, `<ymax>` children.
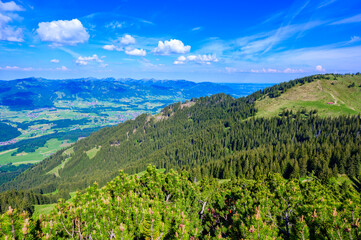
<box><xmin>0</xmin><ymin>166</ymin><xmax>360</xmax><ymax>239</ymax></box>
<box><xmin>0</xmin><ymin>122</ymin><xmax>21</xmax><ymax>142</ymax></box>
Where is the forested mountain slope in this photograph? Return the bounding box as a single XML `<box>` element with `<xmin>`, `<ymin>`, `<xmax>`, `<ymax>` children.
<box><xmin>1</xmin><ymin>74</ymin><xmax>361</xmax><ymax>200</ymax></box>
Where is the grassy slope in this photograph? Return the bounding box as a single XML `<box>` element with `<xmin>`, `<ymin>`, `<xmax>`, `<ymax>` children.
<box><xmin>0</xmin><ymin>139</ymin><xmax>73</xmax><ymax>165</ymax></box>
<box><xmin>256</xmin><ymin>74</ymin><xmax>361</xmax><ymax>118</ymax></box>
<box><xmin>33</xmin><ymin>192</ymin><xmax>77</xmax><ymax>218</ymax></box>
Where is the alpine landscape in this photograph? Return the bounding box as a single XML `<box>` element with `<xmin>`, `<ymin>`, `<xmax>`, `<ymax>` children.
<box><xmin>0</xmin><ymin>0</ymin><xmax>360</xmax><ymax>239</ymax></box>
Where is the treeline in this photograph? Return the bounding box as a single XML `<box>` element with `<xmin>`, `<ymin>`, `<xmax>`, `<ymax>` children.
<box><xmin>5</xmin><ymin>118</ymin><xmax>92</xmax><ymax>131</ymax></box>
<box><xmin>0</xmin><ymin>126</ymin><xmax>102</xmax><ymax>154</ymax></box>
<box><xmin>0</xmin><ymin>190</ymin><xmax>57</xmax><ymax>215</ymax></box>
<box><xmin>0</xmin><ymin>163</ymin><xmax>32</xmax><ymax>185</ymax></box>
<box><xmin>0</xmin><ymin>166</ymin><xmax>360</xmax><ymax>239</ymax></box>
<box><xmin>0</xmin><ymin>122</ymin><xmax>21</xmax><ymax>142</ymax></box>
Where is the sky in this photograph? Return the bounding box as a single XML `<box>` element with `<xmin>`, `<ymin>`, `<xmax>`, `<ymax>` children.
<box><xmin>0</xmin><ymin>0</ymin><xmax>360</xmax><ymax>83</ymax></box>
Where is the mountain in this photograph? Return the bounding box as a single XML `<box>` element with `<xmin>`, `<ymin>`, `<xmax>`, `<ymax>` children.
<box><xmin>0</xmin><ymin>77</ymin><xmax>271</xmax><ymax>180</ymax></box>
<box><xmin>1</xmin><ymin>73</ymin><xmax>360</xmax><ymax>197</ymax></box>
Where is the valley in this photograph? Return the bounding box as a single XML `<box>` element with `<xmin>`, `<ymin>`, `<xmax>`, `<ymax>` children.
<box><xmin>0</xmin><ymin>78</ymin><xmax>271</xmax><ymax>172</ymax></box>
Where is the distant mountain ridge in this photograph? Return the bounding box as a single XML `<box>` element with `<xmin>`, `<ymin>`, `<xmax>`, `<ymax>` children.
<box><xmin>0</xmin><ymin>77</ymin><xmax>269</xmax><ymax>110</ymax></box>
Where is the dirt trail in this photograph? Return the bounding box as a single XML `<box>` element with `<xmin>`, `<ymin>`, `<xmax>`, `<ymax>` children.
<box><xmin>329</xmin><ymin>92</ymin><xmax>338</xmax><ymax>104</ymax></box>
<box><xmin>317</xmin><ymin>80</ymin><xmax>323</xmax><ymax>91</ymax></box>
<box><xmin>318</xmin><ymin>80</ymin><xmax>337</xmax><ymax>104</ymax></box>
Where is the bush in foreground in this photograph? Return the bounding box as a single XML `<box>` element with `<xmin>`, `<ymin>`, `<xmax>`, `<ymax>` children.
<box><xmin>0</xmin><ymin>165</ymin><xmax>360</xmax><ymax>239</ymax></box>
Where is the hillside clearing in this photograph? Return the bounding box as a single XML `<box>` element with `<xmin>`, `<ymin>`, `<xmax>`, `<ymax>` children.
<box><xmin>256</xmin><ymin>75</ymin><xmax>361</xmax><ymax>118</ymax></box>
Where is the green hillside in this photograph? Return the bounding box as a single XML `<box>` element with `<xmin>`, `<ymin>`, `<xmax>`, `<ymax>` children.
<box><xmin>0</xmin><ymin>74</ymin><xmax>361</xmax><ymax>239</ymax></box>
<box><xmin>1</xmin><ymin>74</ymin><xmax>360</xmax><ymax>201</ymax></box>
<box><xmin>256</xmin><ymin>74</ymin><xmax>361</xmax><ymax>118</ymax></box>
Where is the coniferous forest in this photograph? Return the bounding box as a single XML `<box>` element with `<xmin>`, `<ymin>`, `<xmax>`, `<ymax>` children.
<box><xmin>0</xmin><ymin>74</ymin><xmax>361</xmax><ymax>239</ymax></box>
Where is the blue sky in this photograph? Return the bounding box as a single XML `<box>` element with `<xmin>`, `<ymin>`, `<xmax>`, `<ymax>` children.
<box><xmin>0</xmin><ymin>0</ymin><xmax>360</xmax><ymax>82</ymax></box>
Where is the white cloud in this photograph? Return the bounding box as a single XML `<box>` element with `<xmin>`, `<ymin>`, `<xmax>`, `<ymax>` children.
<box><xmin>120</xmin><ymin>34</ymin><xmax>135</xmax><ymax>45</ymax></box>
<box><xmin>36</xmin><ymin>19</ymin><xmax>89</xmax><ymax>46</ymax></box>
<box><xmin>225</xmin><ymin>67</ymin><xmax>238</xmax><ymax>73</ymax></box>
<box><xmin>103</xmin><ymin>44</ymin><xmax>121</xmax><ymax>51</ymax></box>
<box><xmin>283</xmin><ymin>68</ymin><xmax>305</xmax><ymax>73</ymax></box>
<box><xmin>0</xmin><ymin>66</ymin><xmax>33</xmax><ymax>71</ymax></box>
<box><xmin>4</xmin><ymin>65</ymin><xmax>18</xmax><ymax>69</ymax></box>
<box><xmin>192</xmin><ymin>26</ymin><xmax>202</xmax><ymax>31</ymax></box>
<box><xmin>105</xmin><ymin>21</ymin><xmax>124</xmax><ymax>29</ymax></box>
<box><xmin>153</xmin><ymin>39</ymin><xmax>191</xmax><ymax>55</ymax></box>
<box><xmin>75</xmin><ymin>54</ymin><xmax>103</xmax><ymax>66</ymax></box>
<box><xmin>0</xmin><ymin>11</ymin><xmax>23</xmax><ymax>42</ymax></box>
<box><xmin>0</xmin><ymin>13</ymin><xmax>11</xmax><ymax>23</ymax></box>
<box><xmin>318</xmin><ymin>0</ymin><xmax>337</xmax><ymax>8</ymax></box>
<box><xmin>315</xmin><ymin>65</ymin><xmax>326</xmax><ymax>72</ymax></box>
<box><xmin>349</xmin><ymin>36</ymin><xmax>360</xmax><ymax>44</ymax></box>
<box><xmin>0</xmin><ymin>0</ymin><xmax>24</xmax><ymax>11</ymax></box>
<box><xmin>0</xmin><ymin>24</ymin><xmax>23</xmax><ymax>41</ymax></box>
<box><xmin>56</xmin><ymin>66</ymin><xmax>68</xmax><ymax>71</ymax></box>
<box><xmin>331</xmin><ymin>13</ymin><xmax>361</xmax><ymax>25</ymax></box>
<box><xmin>249</xmin><ymin>68</ymin><xmax>305</xmax><ymax>73</ymax></box>
<box><xmin>102</xmin><ymin>34</ymin><xmax>136</xmax><ymax>52</ymax></box>
<box><xmin>238</xmin><ymin>22</ymin><xmax>323</xmax><ymax>56</ymax></box>
<box><xmin>174</xmin><ymin>54</ymin><xmax>218</xmax><ymax>65</ymax></box>
<box><xmin>125</xmin><ymin>48</ymin><xmax>146</xmax><ymax>56</ymax></box>
<box><xmin>50</xmin><ymin>59</ymin><xmax>60</xmax><ymax>63</ymax></box>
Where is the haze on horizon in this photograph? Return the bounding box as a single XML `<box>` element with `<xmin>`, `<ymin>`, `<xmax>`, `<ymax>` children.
<box><xmin>0</xmin><ymin>0</ymin><xmax>360</xmax><ymax>83</ymax></box>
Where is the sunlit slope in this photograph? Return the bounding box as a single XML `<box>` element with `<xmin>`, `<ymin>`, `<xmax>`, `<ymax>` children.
<box><xmin>255</xmin><ymin>74</ymin><xmax>361</xmax><ymax>117</ymax></box>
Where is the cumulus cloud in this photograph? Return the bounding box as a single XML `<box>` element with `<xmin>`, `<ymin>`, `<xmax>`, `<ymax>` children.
<box><xmin>36</xmin><ymin>19</ymin><xmax>89</xmax><ymax>46</ymax></box>
<box><xmin>0</xmin><ymin>0</ymin><xmax>24</xmax><ymax>11</ymax></box>
<box><xmin>50</xmin><ymin>59</ymin><xmax>60</xmax><ymax>63</ymax></box>
<box><xmin>153</xmin><ymin>39</ymin><xmax>191</xmax><ymax>55</ymax></box>
<box><xmin>125</xmin><ymin>48</ymin><xmax>146</xmax><ymax>56</ymax></box>
<box><xmin>75</xmin><ymin>54</ymin><xmax>103</xmax><ymax>66</ymax></box>
<box><xmin>315</xmin><ymin>65</ymin><xmax>326</xmax><ymax>72</ymax></box>
<box><xmin>120</xmin><ymin>34</ymin><xmax>135</xmax><ymax>45</ymax></box>
<box><xmin>174</xmin><ymin>54</ymin><xmax>218</xmax><ymax>65</ymax></box>
<box><xmin>103</xmin><ymin>44</ymin><xmax>121</xmax><ymax>51</ymax></box>
<box><xmin>102</xmin><ymin>34</ymin><xmax>136</xmax><ymax>52</ymax></box>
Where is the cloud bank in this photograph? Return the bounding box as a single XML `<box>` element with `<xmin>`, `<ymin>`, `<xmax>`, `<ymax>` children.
<box><xmin>174</xmin><ymin>54</ymin><xmax>218</xmax><ymax>65</ymax></box>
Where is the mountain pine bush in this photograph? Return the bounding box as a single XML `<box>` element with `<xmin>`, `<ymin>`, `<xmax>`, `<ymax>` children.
<box><xmin>0</xmin><ymin>165</ymin><xmax>360</xmax><ymax>239</ymax></box>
